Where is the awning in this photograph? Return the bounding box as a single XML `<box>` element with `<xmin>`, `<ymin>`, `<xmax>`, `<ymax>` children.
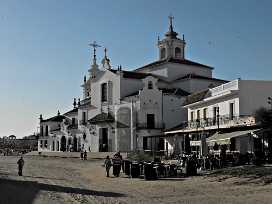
<box><xmin>206</xmin><ymin>128</ymin><xmax>262</xmax><ymax>146</ymax></box>
<box><xmin>88</xmin><ymin>112</ymin><xmax>114</xmax><ymax>124</ymax></box>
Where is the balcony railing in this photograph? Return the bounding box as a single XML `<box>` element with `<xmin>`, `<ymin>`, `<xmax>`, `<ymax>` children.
<box><xmin>182</xmin><ymin>115</ymin><xmax>255</xmax><ymax>130</ymax></box>
<box><xmin>136</xmin><ymin>122</ymin><xmax>165</xmax><ymax>129</ymax></box>
<box><xmin>79</xmin><ymin>120</ymin><xmax>87</xmax><ymax>125</ymax></box>
<box><xmin>68</xmin><ymin>124</ymin><xmax>78</xmax><ymax>130</ymax></box>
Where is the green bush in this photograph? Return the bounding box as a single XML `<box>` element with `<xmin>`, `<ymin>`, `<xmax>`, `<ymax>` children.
<box><xmin>127</xmin><ymin>152</ymin><xmax>154</xmax><ymax>163</ymax></box>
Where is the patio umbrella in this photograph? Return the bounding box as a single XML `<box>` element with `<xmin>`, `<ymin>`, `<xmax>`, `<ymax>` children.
<box><xmin>200</xmin><ymin>132</ymin><xmax>208</xmax><ymax>157</ymax></box>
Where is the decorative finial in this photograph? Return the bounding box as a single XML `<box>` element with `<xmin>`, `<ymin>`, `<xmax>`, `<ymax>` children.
<box><xmin>183</xmin><ymin>34</ymin><xmax>185</xmax><ymax>40</ymax></box>
<box><xmin>73</xmin><ymin>98</ymin><xmax>77</xmax><ymax>108</ymax></box>
<box><xmin>39</xmin><ymin>114</ymin><xmax>43</xmax><ymax>122</ymax></box>
<box><xmin>57</xmin><ymin>110</ymin><xmax>60</xmax><ymax>115</ymax></box>
<box><xmin>158</xmin><ymin>36</ymin><xmax>160</xmax><ymax>42</ymax></box>
<box><xmin>104</xmin><ymin>47</ymin><xmax>107</xmax><ymax>58</ymax></box>
<box><xmin>84</xmin><ymin>75</ymin><xmax>86</xmax><ymax>83</ymax></box>
<box><xmin>89</xmin><ymin>41</ymin><xmax>101</xmax><ymax>59</ymax></box>
<box><xmin>78</xmin><ymin>98</ymin><xmax>81</xmax><ymax>106</ymax></box>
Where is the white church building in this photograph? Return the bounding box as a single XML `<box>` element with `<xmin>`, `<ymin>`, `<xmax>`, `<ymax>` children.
<box><xmin>38</xmin><ymin>14</ymin><xmax>227</xmax><ymax>154</ymax></box>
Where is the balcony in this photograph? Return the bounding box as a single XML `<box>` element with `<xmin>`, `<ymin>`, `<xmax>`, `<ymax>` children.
<box><xmin>182</xmin><ymin>115</ymin><xmax>255</xmax><ymax>131</ymax></box>
<box><xmin>68</xmin><ymin>124</ymin><xmax>79</xmax><ymax>130</ymax></box>
<box><xmin>136</xmin><ymin>122</ymin><xmax>165</xmax><ymax>130</ymax></box>
<box><xmin>79</xmin><ymin>120</ymin><xmax>87</xmax><ymax>125</ymax></box>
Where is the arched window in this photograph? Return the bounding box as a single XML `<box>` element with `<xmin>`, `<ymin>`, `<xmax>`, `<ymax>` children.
<box><xmin>160</xmin><ymin>48</ymin><xmax>166</xmax><ymax>59</ymax></box>
<box><xmin>175</xmin><ymin>47</ymin><xmax>181</xmax><ymax>59</ymax></box>
<box><xmin>148</xmin><ymin>81</ymin><xmax>153</xmax><ymax>89</ymax></box>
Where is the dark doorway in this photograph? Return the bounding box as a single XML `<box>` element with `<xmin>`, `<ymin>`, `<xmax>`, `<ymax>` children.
<box><xmin>99</xmin><ymin>128</ymin><xmax>108</xmax><ymax>152</ymax></box>
<box><xmin>73</xmin><ymin>137</ymin><xmax>78</xmax><ymax>152</ymax></box>
<box><xmin>147</xmin><ymin>114</ymin><xmax>155</xmax><ymax>129</ymax></box>
<box><xmin>143</xmin><ymin>137</ymin><xmax>148</xmax><ymax>150</ymax></box>
<box><xmin>158</xmin><ymin>138</ymin><xmax>164</xmax><ymax>151</ymax></box>
<box><xmin>52</xmin><ymin>141</ymin><xmax>55</xmax><ymax>151</ymax></box>
<box><xmin>60</xmin><ymin>136</ymin><xmax>66</xmax><ymax>152</ymax></box>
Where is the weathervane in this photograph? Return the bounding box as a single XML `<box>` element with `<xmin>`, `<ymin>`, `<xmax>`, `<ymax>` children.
<box><xmin>89</xmin><ymin>41</ymin><xmax>101</xmax><ymax>58</ymax></box>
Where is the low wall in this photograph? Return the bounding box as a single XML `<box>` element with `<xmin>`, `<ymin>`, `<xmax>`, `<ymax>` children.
<box><xmin>25</xmin><ymin>151</ymin><xmax>127</xmax><ymax>159</ymax></box>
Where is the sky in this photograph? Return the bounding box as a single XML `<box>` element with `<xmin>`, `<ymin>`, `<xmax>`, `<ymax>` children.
<box><xmin>0</xmin><ymin>0</ymin><xmax>271</xmax><ymax>138</ymax></box>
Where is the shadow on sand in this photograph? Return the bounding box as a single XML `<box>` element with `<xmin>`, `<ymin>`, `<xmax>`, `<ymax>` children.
<box><xmin>0</xmin><ymin>177</ymin><xmax>126</xmax><ymax>204</ymax></box>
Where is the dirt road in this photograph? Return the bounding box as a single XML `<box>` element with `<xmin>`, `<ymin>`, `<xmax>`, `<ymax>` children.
<box><xmin>1</xmin><ymin>155</ymin><xmax>272</xmax><ymax>204</ymax></box>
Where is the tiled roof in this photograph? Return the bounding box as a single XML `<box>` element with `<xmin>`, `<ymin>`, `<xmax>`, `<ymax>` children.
<box><xmin>88</xmin><ymin>112</ymin><xmax>114</xmax><ymax>124</ymax></box>
<box><xmin>134</xmin><ymin>58</ymin><xmax>213</xmax><ymax>71</ymax></box>
<box><xmin>159</xmin><ymin>88</ymin><xmax>191</xmax><ymax>96</ymax></box>
<box><xmin>123</xmin><ymin>91</ymin><xmax>139</xmax><ymax>98</ymax></box>
<box><xmin>41</xmin><ymin>115</ymin><xmax>65</xmax><ymax>123</ymax></box>
<box><xmin>64</xmin><ymin>108</ymin><xmax>78</xmax><ymax>115</ymax></box>
<box><xmin>173</xmin><ymin>73</ymin><xmax>227</xmax><ymax>83</ymax></box>
<box><xmin>110</xmin><ymin>69</ymin><xmax>151</xmax><ymax>79</ymax></box>
<box><xmin>182</xmin><ymin>89</ymin><xmax>209</xmax><ymax>106</ymax></box>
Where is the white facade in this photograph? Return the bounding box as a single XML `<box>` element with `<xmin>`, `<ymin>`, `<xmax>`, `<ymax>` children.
<box><xmin>166</xmin><ymin>79</ymin><xmax>272</xmax><ymax>155</ymax></box>
<box><xmin>38</xmin><ymin>16</ymin><xmax>227</xmax><ymax>154</ymax></box>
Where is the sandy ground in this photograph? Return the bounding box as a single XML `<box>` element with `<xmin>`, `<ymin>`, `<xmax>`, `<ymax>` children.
<box><xmin>1</xmin><ymin>154</ymin><xmax>272</xmax><ymax>204</ymax></box>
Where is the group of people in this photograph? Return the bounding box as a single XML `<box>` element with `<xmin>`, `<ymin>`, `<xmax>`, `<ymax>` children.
<box><xmin>104</xmin><ymin>152</ymin><xmax>123</xmax><ymax>177</ymax></box>
<box><xmin>80</xmin><ymin>150</ymin><xmax>87</xmax><ymax>160</ymax></box>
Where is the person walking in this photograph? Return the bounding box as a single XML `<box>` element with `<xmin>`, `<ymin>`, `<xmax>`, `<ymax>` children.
<box><xmin>112</xmin><ymin>152</ymin><xmax>122</xmax><ymax>177</ymax></box>
<box><xmin>104</xmin><ymin>156</ymin><xmax>112</xmax><ymax>177</ymax></box>
<box><xmin>17</xmin><ymin>156</ymin><xmax>25</xmax><ymax>176</ymax></box>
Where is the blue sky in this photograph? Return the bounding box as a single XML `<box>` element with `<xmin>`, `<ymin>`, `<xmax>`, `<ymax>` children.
<box><xmin>0</xmin><ymin>0</ymin><xmax>271</xmax><ymax>138</ymax></box>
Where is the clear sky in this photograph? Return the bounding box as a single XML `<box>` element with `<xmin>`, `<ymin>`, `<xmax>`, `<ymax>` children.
<box><xmin>0</xmin><ymin>0</ymin><xmax>271</xmax><ymax>138</ymax></box>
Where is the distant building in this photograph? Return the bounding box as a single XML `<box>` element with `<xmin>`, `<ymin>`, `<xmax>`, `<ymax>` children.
<box><xmin>0</xmin><ymin>135</ymin><xmax>38</xmax><ymax>151</ymax></box>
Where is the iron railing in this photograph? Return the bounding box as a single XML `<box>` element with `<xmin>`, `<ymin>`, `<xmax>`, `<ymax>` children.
<box><xmin>136</xmin><ymin>122</ymin><xmax>165</xmax><ymax>129</ymax></box>
<box><xmin>181</xmin><ymin>115</ymin><xmax>255</xmax><ymax>130</ymax></box>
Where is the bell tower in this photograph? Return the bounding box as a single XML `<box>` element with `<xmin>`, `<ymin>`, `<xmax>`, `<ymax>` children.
<box><xmin>157</xmin><ymin>13</ymin><xmax>186</xmax><ymax>60</ymax></box>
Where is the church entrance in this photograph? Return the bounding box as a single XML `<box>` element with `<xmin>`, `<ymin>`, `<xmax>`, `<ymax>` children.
<box><xmin>60</xmin><ymin>136</ymin><xmax>66</xmax><ymax>152</ymax></box>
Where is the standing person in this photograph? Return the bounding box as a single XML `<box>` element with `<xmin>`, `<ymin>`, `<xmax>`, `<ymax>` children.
<box><xmin>104</xmin><ymin>156</ymin><xmax>112</xmax><ymax>177</ymax></box>
<box><xmin>84</xmin><ymin>150</ymin><xmax>87</xmax><ymax>160</ymax></box>
<box><xmin>112</xmin><ymin>152</ymin><xmax>122</xmax><ymax>177</ymax></box>
<box><xmin>17</xmin><ymin>156</ymin><xmax>25</xmax><ymax>176</ymax></box>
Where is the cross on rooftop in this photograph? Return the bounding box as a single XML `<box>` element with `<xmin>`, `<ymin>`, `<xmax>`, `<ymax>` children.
<box><xmin>104</xmin><ymin>47</ymin><xmax>107</xmax><ymax>58</ymax></box>
<box><xmin>89</xmin><ymin>41</ymin><xmax>101</xmax><ymax>58</ymax></box>
<box><xmin>168</xmin><ymin>12</ymin><xmax>174</xmax><ymax>27</ymax></box>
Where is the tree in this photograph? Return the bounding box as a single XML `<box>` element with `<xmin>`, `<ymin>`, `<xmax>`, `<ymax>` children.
<box><xmin>253</xmin><ymin>106</ymin><xmax>272</xmax><ymax>128</ymax></box>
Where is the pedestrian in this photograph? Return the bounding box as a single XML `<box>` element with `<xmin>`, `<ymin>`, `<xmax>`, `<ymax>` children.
<box><xmin>112</xmin><ymin>152</ymin><xmax>122</xmax><ymax>177</ymax></box>
<box><xmin>17</xmin><ymin>156</ymin><xmax>25</xmax><ymax>176</ymax></box>
<box><xmin>80</xmin><ymin>149</ymin><xmax>84</xmax><ymax>160</ymax></box>
<box><xmin>104</xmin><ymin>156</ymin><xmax>112</xmax><ymax>177</ymax></box>
<box><xmin>84</xmin><ymin>150</ymin><xmax>87</xmax><ymax>160</ymax></box>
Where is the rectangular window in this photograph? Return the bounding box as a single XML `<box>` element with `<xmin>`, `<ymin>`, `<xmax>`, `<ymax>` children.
<box><xmin>203</xmin><ymin>108</ymin><xmax>207</xmax><ymax>120</ymax></box>
<box><xmin>83</xmin><ymin>112</ymin><xmax>86</xmax><ymax>124</ymax></box>
<box><xmin>190</xmin><ymin>111</ymin><xmax>194</xmax><ymax>121</ymax></box>
<box><xmin>45</xmin><ymin>125</ymin><xmax>48</xmax><ymax>136</ymax></box>
<box><xmin>40</xmin><ymin>140</ymin><xmax>43</xmax><ymax>148</ymax></box>
<box><xmin>72</xmin><ymin>118</ymin><xmax>75</xmax><ymax>125</ymax></box>
<box><xmin>101</xmin><ymin>83</ymin><xmax>107</xmax><ymax>102</ymax></box>
<box><xmin>229</xmin><ymin>103</ymin><xmax>234</xmax><ymax>119</ymax></box>
<box><xmin>197</xmin><ymin>110</ymin><xmax>200</xmax><ymax>119</ymax></box>
<box><xmin>40</xmin><ymin>126</ymin><xmax>44</xmax><ymax>136</ymax></box>
<box><xmin>44</xmin><ymin>140</ymin><xmax>48</xmax><ymax>148</ymax></box>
